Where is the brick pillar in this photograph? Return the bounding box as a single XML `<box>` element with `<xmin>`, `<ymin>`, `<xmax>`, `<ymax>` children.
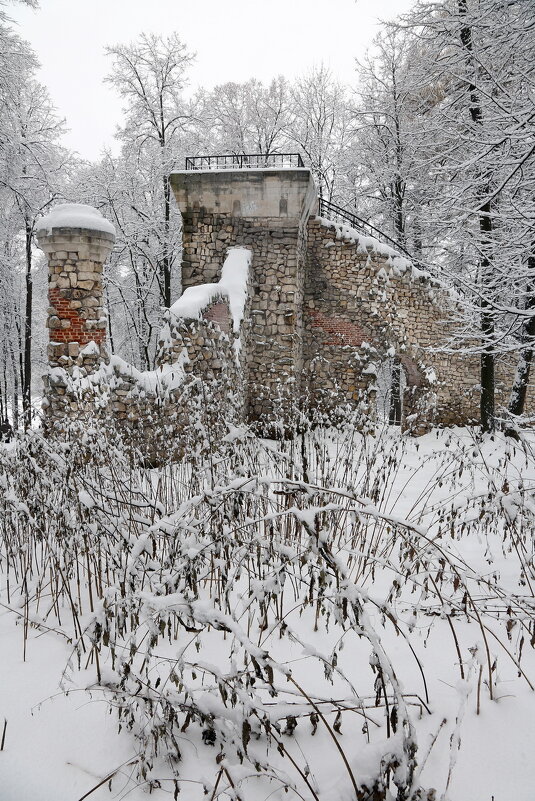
<box><xmin>36</xmin><ymin>204</ymin><xmax>115</xmax><ymax>423</ymax></box>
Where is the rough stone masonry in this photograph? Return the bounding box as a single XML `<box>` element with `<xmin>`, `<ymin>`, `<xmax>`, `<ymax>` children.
<box><xmin>171</xmin><ymin>167</ymin><xmax>491</xmax><ymax>432</ymax></box>
<box><xmin>37</xmin><ymin>206</ymin><xmax>114</xmax><ymax>424</ymax></box>
<box><xmin>36</xmin><ymin>170</ymin><xmax>533</xmax><ymax>448</ymax></box>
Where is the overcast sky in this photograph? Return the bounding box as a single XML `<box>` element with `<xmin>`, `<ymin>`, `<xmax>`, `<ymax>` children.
<box><xmin>10</xmin><ymin>0</ymin><xmax>415</xmax><ymax>161</ymax></box>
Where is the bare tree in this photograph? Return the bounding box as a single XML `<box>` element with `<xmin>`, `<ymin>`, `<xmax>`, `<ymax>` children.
<box><xmin>0</xmin><ymin>19</ymin><xmax>67</xmax><ymax>428</ymax></box>
<box><xmin>352</xmin><ymin>27</ymin><xmax>433</xmax><ymax>249</ymax></box>
<box><xmin>395</xmin><ymin>0</ymin><xmax>535</xmax><ymax>430</ymax></box>
<box><xmin>78</xmin><ymin>151</ymin><xmax>176</xmax><ymax>370</ymax></box>
<box><xmin>288</xmin><ymin>64</ymin><xmax>354</xmax><ymax>202</ymax></box>
<box><xmin>203</xmin><ymin>77</ymin><xmax>292</xmax><ymax>157</ymax></box>
<box><xmin>105</xmin><ymin>33</ymin><xmax>195</xmax><ymax>309</ymax></box>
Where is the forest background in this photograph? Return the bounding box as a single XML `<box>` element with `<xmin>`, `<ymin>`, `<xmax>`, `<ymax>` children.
<box><xmin>1</xmin><ymin>0</ymin><xmax>534</xmax><ymax>433</ymax></box>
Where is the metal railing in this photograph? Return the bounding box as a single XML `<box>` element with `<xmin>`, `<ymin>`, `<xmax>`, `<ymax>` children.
<box><xmin>318</xmin><ymin>199</ymin><xmax>417</xmax><ymax>259</ymax></box>
<box><xmin>317</xmin><ymin>199</ymin><xmax>441</xmax><ymax>278</ymax></box>
<box><xmin>319</xmin><ymin>199</ymin><xmax>443</xmax><ymax>279</ymax></box>
<box><xmin>184</xmin><ymin>153</ymin><xmax>305</xmax><ymax>171</ymax></box>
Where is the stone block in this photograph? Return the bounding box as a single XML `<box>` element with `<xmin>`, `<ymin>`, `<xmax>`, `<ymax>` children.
<box><xmin>48</xmin><ymin>342</ymin><xmax>67</xmax><ymax>360</ymax></box>
<box><xmin>78</xmin><ymin>272</ymin><xmax>101</xmax><ymax>282</ymax></box>
<box><xmin>47</xmin><ymin>315</ymin><xmax>61</xmax><ymax>329</ymax></box>
<box><xmin>81</xmin><ymin>296</ymin><xmax>99</xmax><ymax>308</ymax></box>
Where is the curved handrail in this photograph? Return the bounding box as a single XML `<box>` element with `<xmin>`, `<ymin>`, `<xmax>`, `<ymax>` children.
<box><xmin>318</xmin><ymin>199</ymin><xmax>416</xmax><ymax>260</ymax></box>
<box><xmin>318</xmin><ymin>200</ymin><xmax>442</xmax><ymax>280</ymax></box>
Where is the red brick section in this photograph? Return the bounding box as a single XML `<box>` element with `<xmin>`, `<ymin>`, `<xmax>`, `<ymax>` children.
<box><xmin>204</xmin><ymin>301</ymin><xmax>231</xmax><ymax>334</ymax></box>
<box><xmin>49</xmin><ymin>287</ymin><xmax>104</xmax><ymax>345</ymax></box>
<box><xmin>307</xmin><ymin>308</ymin><xmax>367</xmax><ymax>347</ymax></box>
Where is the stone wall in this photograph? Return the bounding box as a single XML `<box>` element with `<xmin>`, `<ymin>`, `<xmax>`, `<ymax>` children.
<box><xmin>41</xmin><ymin>303</ymin><xmax>241</xmax><ymax>462</ymax></box>
<box><xmin>172</xmin><ymin>169</ymin><xmax>316</xmax><ymax>430</ymax></box>
<box><xmin>171</xmin><ymin>170</ymin><xmax>533</xmax><ymax>434</ymax></box>
<box><xmin>38</xmin><ymin>181</ymin><xmax>535</xmax><ymax>448</ymax></box>
<box><xmin>304</xmin><ymin>218</ymin><xmax>483</xmax><ymax>430</ymax></box>
<box><xmin>179</xmin><ymin>211</ymin><xmax>307</xmax><ymax>427</ymax></box>
<box><xmin>105</xmin><ymin>305</ymin><xmax>241</xmax><ymax>461</ymax></box>
<box><xmin>37</xmin><ymin>209</ymin><xmax>243</xmax><ymax>461</ymax></box>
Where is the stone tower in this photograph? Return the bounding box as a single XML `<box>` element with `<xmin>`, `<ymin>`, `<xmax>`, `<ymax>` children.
<box><xmin>170</xmin><ymin>168</ymin><xmax>317</xmax><ymax>426</ymax></box>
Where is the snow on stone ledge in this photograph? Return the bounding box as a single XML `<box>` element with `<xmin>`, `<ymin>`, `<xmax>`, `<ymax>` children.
<box><xmin>318</xmin><ymin>216</ymin><xmax>444</xmax><ymax>286</ymax></box>
<box><xmin>36</xmin><ymin>204</ymin><xmax>116</xmax><ymax>237</ymax></box>
<box><xmin>170</xmin><ymin>246</ymin><xmax>251</xmax><ymax>333</ymax></box>
<box><xmin>170</xmin><ymin>167</ymin><xmax>309</xmax><ymax>177</ymax></box>
<box><xmin>316</xmin><ymin>217</ymin><xmax>451</xmax><ymax>292</ymax></box>
<box><xmin>79</xmin><ymin>341</ymin><xmax>100</xmax><ymax>357</ymax></box>
<box><xmin>318</xmin><ymin>216</ymin><xmax>411</xmax><ymax>263</ymax></box>
<box><xmin>48</xmin><ymin>350</ymin><xmax>189</xmax><ymax>399</ymax></box>
<box><xmin>106</xmin><ymin>354</ymin><xmax>188</xmax><ymax>395</ymax></box>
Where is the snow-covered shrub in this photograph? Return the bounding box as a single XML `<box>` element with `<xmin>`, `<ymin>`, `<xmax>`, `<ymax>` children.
<box><xmin>0</xmin><ymin>415</ymin><xmax>534</xmax><ymax>799</ymax></box>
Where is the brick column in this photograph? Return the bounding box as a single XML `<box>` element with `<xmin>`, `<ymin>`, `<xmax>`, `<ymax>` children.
<box><xmin>36</xmin><ymin>204</ymin><xmax>115</xmax><ymax>423</ymax></box>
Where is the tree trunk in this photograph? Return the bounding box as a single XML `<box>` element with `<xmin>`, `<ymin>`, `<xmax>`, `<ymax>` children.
<box><xmin>0</xmin><ymin>368</ymin><xmax>5</xmax><ymax>425</ymax></box>
<box><xmin>479</xmin><ymin>202</ymin><xmax>495</xmax><ymax>432</ymax></box>
<box><xmin>105</xmin><ymin>277</ymin><xmax>115</xmax><ymax>356</ymax></box>
<box><xmin>10</xmin><ymin>341</ymin><xmax>19</xmax><ymax>431</ymax></box>
<box><xmin>459</xmin><ymin>0</ymin><xmax>495</xmax><ymax>431</ymax></box>
<box><xmin>162</xmin><ymin>173</ymin><xmax>171</xmax><ymax>308</ymax></box>
<box><xmin>508</xmin><ymin>254</ymin><xmax>535</xmax><ymax>418</ymax></box>
<box><xmin>158</xmin><ymin>102</ymin><xmax>172</xmax><ymax>309</ymax></box>
<box><xmin>413</xmin><ymin>214</ymin><xmax>423</xmax><ymax>259</ymax></box>
<box><xmin>393</xmin><ymin>113</ymin><xmax>405</xmax><ymax>246</ymax></box>
<box><xmin>393</xmin><ymin>173</ymin><xmax>405</xmax><ymax>246</ymax></box>
<box><xmin>22</xmin><ymin>216</ymin><xmax>33</xmax><ymax>430</ymax></box>
<box><xmin>389</xmin><ymin>357</ymin><xmax>402</xmax><ymax>425</ymax></box>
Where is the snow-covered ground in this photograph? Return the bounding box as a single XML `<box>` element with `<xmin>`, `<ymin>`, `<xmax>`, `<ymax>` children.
<box><xmin>1</xmin><ymin>425</ymin><xmax>534</xmax><ymax>801</ymax></box>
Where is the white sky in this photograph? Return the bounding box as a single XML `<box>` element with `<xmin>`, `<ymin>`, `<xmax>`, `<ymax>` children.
<box><xmin>9</xmin><ymin>0</ymin><xmax>415</xmax><ymax>161</ymax></box>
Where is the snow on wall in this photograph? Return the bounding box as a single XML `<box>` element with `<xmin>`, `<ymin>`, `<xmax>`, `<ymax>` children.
<box><xmin>44</xmin><ymin>312</ymin><xmax>241</xmax><ymax>462</ymax></box>
<box><xmin>48</xmin><ymin>350</ymin><xmax>189</xmax><ymax>402</ymax></box>
<box><xmin>305</xmin><ymin>217</ymin><xmax>480</xmax><ymax>430</ymax></box>
<box><xmin>39</xmin><ymin>219</ymin><xmax>246</xmax><ymax>453</ymax></box>
<box><xmin>317</xmin><ymin>216</ymin><xmax>439</xmax><ymax>285</ymax></box>
<box><xmin>169</xmin><ymin>246</ymin><xmax>251</xmax><ymax>333</ymax></box>
<box><xmin>37</xmin><ymin>203</ymin><xmax>116</xmax><ymax>236</ymax></box>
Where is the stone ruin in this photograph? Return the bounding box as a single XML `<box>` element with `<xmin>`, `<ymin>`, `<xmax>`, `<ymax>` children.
<box><xmin>36</xmin><ymin>167</ymin><xmax>533</xmax><ymax>455</ymax></box>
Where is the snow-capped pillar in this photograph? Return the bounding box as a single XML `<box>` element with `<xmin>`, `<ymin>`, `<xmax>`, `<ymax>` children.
<box><xmin>36</xmin><ymin>204</ymin><xmax>115</xmax><ymax>421</ymax></box>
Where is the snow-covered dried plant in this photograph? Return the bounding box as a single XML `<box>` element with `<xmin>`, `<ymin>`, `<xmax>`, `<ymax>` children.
<box><xmin>0</xmin><ymin>411</ymin><xmax>534</xmax><ymax>800</ymax></box>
